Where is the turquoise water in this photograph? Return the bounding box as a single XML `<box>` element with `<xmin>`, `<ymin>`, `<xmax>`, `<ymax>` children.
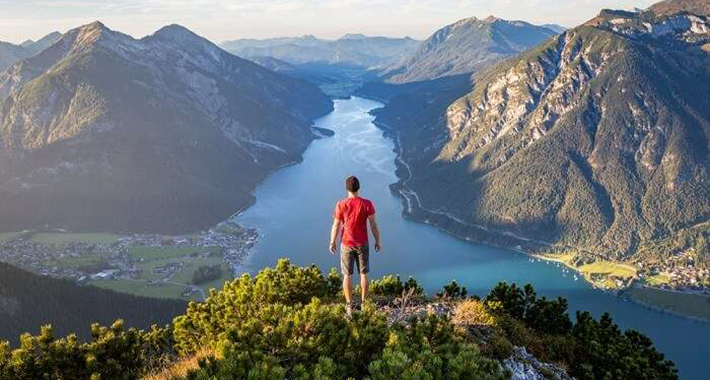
<box><xmin>236</xmin><ymin>97</ymin><xmax>710</xmax><ymax>379</ymax></box>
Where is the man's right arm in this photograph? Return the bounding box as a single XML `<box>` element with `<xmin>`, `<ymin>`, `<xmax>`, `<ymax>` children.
<box><xmin>329</xmin><ymin>218</ymin><xmax>341</xmax><ymax>254</ymax></box>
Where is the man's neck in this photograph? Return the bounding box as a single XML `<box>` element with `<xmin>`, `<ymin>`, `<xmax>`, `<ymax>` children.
<box><xmin>347</xmin><ymin>192</ymin><xmax>359</xmax><ymax>198</ymax></box>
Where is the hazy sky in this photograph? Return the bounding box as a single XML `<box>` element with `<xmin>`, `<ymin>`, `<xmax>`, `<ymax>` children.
<box><xmin>0</xmin><ymin>0</ymin><xmax>658</xmax><ymax>44</ymax></box>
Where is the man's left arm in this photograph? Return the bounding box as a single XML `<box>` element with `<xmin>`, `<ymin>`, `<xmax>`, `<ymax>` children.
<box><xmin>368</xmin><ymin>202</ymin><xmax>381</xmax><ymax>252</ymax></box>
<box><xmin>368</xmin><ymin>214</ymin><xmax>381</xmax><ymax>252</ymax></box>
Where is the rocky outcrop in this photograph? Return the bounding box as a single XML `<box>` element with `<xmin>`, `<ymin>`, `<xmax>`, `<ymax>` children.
<box><xmin>378</xmin><ymin>300</ymin><xmax>575</xmax><ymax>380</ymax></box>
<box><xmin>504</xmin><ymin>347</ymin><xmax>574</xmax><ymax>380</ymax></box>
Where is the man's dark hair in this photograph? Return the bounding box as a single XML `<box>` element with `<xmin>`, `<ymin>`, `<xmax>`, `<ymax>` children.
<box><xmin>346</xmin><ymin>176</ymin><xmax>360</xmax><ymax>192</ymax></box>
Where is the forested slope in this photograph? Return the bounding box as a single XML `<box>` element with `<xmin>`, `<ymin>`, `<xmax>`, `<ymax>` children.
<box><xmin>0</xmin><ymin>262</ymin><xmax>185</xmax><ymax>346</ymax></box>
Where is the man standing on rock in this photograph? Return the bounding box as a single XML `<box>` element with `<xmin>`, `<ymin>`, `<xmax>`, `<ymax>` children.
<box><xmin>329</xmin><ymin>176</ymin><xmax>382</xmax><ymax>314</ymax></box>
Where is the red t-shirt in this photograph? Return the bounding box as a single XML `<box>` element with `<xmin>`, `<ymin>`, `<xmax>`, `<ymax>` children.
<box><xmin>334</xmin><ymin>197</ymin><xmax>375</xmax><ymax>247</ymax></box>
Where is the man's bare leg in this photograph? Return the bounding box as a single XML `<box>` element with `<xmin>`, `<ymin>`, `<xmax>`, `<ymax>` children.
<box><xmin>343</xmin><ymin>275</ymin><xmax>353</xmax><ymax>305</ymax></box>
<box><xmin>360</xmin><ymin>273</ymin><xmax>369</xmax><ymax>303</ymax></box>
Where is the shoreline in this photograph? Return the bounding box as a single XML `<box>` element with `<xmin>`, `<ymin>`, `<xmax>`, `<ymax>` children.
<box><xmin>618</xmin><ymin>285</ymin><xmax>710</xmax><ymax>323</ymax></box>
<box><xmin>371</xmin><ymin>117</ymin><xmax>548</xmax><ymax>250</ymax></box>
<box><xmin>226</xmin><ymin>119</ymin><xmax>336</xmax><ymax>222</ymax></box>
<box><xmin>368</xmin><ymin>110</ymin><xmax>710</xmax><ymax>323</ymax></box>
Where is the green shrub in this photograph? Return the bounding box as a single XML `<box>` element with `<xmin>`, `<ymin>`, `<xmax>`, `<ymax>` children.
<box><xmin>173</xmin><ymin>259</ymin><xmax>336</xmax><ymax>354</ymax></box>
<box><xmin>486</xmin><ymin>283</ymin><xmax>678</xmax><ymax>380</ymax></box>
<box><xmin>570</xmin><ymin>312</ymin><xmax>677</xmax><ymax>380</ymax></box>
<box><xmin>493</xmin><ymin>314</ymin><xmax>545</xmax><ymax>358</ymax></box>
<box><xmin>180</xmin><ymin>302</ymin><xmax>507</xmax><ymax>380</ymax></box>
<box><xmin>437</xmin><ymin>280</ymin><xmax>468</xmax><ymax>299</ymax></box>
<box><xmin>482</xmin><ymin>335</ymin><xmax>514</xmax><ymax>360</ymax></box>
<box><xmin>327</xmin><ymin>268</ymin><xmax>343</xmax><ymax>296</ymax></box>
<box><xmin>0</xmin><ymin>321</ymin><xmax>172</xmax><ymax>380</ymax></box>
<box><xmin>369</xmin><ymin>315</ymin><xmax>508</xmax><ymax>380</ymax></box>
<box><xmin>369</xmin><ymin>275</ymin><xmax>424</xmax><ymax>297</ymax></box>
<box><xmin>0</xmin><ymin>261</ymin><xmax>678</xmax><ymax>380</ymax></box>
<box><xmin>485</xmin><ymin>282</ymin><xmax>572</xmax><ymax>335</ymax></box>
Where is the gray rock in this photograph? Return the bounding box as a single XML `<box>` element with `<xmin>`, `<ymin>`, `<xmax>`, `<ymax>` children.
<box><xmin>504</xmin><ymin>347</ymin><xmax>575</xmax><ymax>380</ymax></box>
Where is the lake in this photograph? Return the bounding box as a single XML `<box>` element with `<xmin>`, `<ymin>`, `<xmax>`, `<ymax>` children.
<box><xmin>236</xmin><ymin>96</ymin><xmax>710</xmax><ymax>379</ymax></box>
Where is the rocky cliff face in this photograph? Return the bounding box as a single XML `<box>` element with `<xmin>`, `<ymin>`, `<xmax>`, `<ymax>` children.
<box><xmin>0</xmin><ymin>22</ymin><xmax>333</xmax><ymax>234</ymax></box>
<box><xmin>387</xmin><ymin>8</ymin><xmax>710</xmax><ymax>264</ymax></box>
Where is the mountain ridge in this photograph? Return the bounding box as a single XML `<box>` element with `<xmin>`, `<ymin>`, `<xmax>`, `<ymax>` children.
<box><xmin>649</xmin><ymin>0</ymin><xmax>710</xmax><ymax>16</ymax></box>
<box><xmin>379</xmin><ymin>16</ymin><xmax>559</xmax><ymax>84</ymax></box>
<box><xmin>372</xmin><ymin>5</ymin><xmax>710</xmax><ymax>283</ymax></box>
<box><xmin>0</xmin><ymin>31</ymin><xmax>62</xmax><ymax>72</ymax></box>
<box><xmin>0</xmin><ymin>21</ymin><xmax>333</xmax><ymax>234</ymax></box>
<box><xmin>220</xmin><ymin>34</ymin><xmax>421</xmax><ymax>69</ymax></box>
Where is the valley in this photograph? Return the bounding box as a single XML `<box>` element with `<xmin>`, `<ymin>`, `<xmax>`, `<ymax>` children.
<box><xmin>0</xmin><ymin>224</ymin><xmax>256</xmax><ymax>301</ymax></box>
<box><xmin>0</xmin><ymin>1</ymin><xmax>709</xmax><ymax>378</ymax></box>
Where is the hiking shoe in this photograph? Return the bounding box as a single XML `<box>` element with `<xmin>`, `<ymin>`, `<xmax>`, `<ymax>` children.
<box><xmin>345</xmin><ymin>303</ymin><xmax>354</xmax><ymax>317</ymax></box>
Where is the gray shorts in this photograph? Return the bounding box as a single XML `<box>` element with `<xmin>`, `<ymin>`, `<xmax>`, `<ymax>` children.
<box><xmin>341</xmin><ymin>245</ymin><xmax>370</xmax><ymax>275</ymax></box>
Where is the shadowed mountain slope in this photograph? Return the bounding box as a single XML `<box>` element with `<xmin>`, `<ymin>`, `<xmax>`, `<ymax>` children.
<box><xmin>0</xmin><ymin>261</ymin><xmax>185</xmax><ymax>346</ymax></box>
<box><xmin>0</xmin><ymin>22</ymin><xmax>332</xmax><ymax>234</ymax></box>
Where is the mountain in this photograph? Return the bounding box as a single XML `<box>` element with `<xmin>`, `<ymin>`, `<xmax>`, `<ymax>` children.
<box><xmin>379</xmin><ymin>16</ymin><xmax>559</xmax><ymax>84</ymax></box>
<box><xmin>0</xmin><ymin>261</ymin><xmax>185</xmax><ymax>345</ymax></box>
<box><xmin>0</xmin><ymin>42</ymin><xmax>29</xmax><ymax>72</ymax></box>
<box><xmin>0</xmin><ymin>22</ymin><xmax>332</xmax><ymax>234</ymax></box>
<box><xmin>220</xmin><ymin>34</ymin><xmax>421</xmax><ymax>68</ymax></box>
<box><xmin>220</xmin><ymin>35</ymin><xmax>322</xmax><ymax>51</ymax></box>
<box><xmin>378</xmin><ymin>5</ymin><xmax>710</xmax><ymax>270</ymax></box>
<box><xmin>649</xmin><ymin>0</ymin><xmax>710</xmax><ymax>16</ymax></box>
<box><xmin>19</xmin><ymin>31</ymin><xmax>63</xmax><ymax>55</ymax></box>
<box><xmin>360</xmin><ymin>16</ymin><xmax>559</xmax><ymax>123</ymax></box>
<box><xmin>541</xmin><ymin>24</ymin><xmax>569</xmax><ymax>33</ymax></box>
<box><xmin>246</xmin><ymin>56</ymin><xmax>297</xmax><ymax>73</ymax></box>
<box><xmin>0</xmin><ymin>32</ymin><xmax>61</xmax><ymax>71</ymax></box>
<box><xmin>221</xmin><ymin>34</ymin><xmax>420</xmax><ymax>98</ymax></box>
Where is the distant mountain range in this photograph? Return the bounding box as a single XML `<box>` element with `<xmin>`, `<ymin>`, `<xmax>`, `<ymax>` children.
<box><xmin>220</xmin><ymin>34</ymin><xmax>421</xmax><ymax>69</ymax></box>
<box><xmin>372</xmin><ymin>1</ymin><xmax>710</xmax><ymax>270</ymax></box>
<box><xmin>246</xmin><ymin>56</ymin><xmax>298</xmax><ymax>73</ymax></box>
<box><xmin>0</xmin><ymin>261</ymin><xmax>185</xmax><ymax>345</ymax></box>
<box><xmin>0</xmin><ymin>32</ymin><xmax>61</xmax><ymax>71</ymax></box>
<box><xmin>379</xmin><ymin>16</ymin><xmax>559</xmax><ymax>84</ymax></box>
<box><xmin>0</xmin><ymin>22</ymin><xmax>332</xmax><ymax>234</ymax></box>
<box><xmin>541</xmin><ymin>24</ymin><xmax>569</xmax><ymax>33</ymax></box>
